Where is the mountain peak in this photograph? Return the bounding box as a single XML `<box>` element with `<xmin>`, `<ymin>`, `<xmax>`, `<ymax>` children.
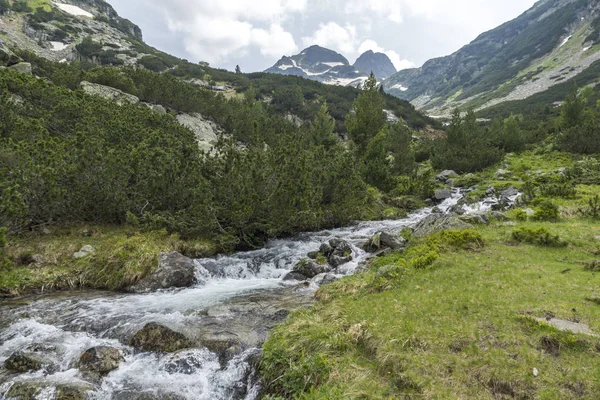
<box><xmin>353</xmin><ymin>51</ymin><xmax>396</xmax><ymax>79</ymax></box>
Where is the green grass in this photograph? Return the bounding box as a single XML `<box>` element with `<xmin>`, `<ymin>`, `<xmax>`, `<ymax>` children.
<box><xmin>24</xmin><ymin>0</ymin><xmax>52</xmax><ymax>11</ymax></box>
<box><xmin>262</xmin><ymin>158</ymin><xmax>600</xmax><ymax>399</ymax></box>
<box><xmin>1</xmin><ymin>225</ymin><xmax>216</xmax><ymax>296</ymax></box>
<box><xmin>262</xmin><ymin>218</ymin><xmax>600</xmax><ymax>399</ymax></box>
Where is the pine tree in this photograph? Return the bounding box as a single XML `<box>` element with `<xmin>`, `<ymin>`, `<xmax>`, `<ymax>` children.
<box><xmin>310</xmin><ymin>102</ymin><xmax>338</xmax><ymax>150</ymax></box>
<box><xmin>235</xmin><ymin>65</ymin><xmax>242</xmax><ymax>74</ymax></box>
<box><xmin>561</xmin><ymin>85</ymin><xmax>586</xmax><ymax>129</ymax></box>
<box><xmin>345</xmin><ymin>72</ymin><xmax>386</xmax><ymax>153</ymax></box>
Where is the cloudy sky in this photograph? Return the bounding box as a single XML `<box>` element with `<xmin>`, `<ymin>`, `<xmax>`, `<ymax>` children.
<box><xmin>106</xmin><ymin>0</ymin><xmax>538</xmax><ymax>73</ymax></box>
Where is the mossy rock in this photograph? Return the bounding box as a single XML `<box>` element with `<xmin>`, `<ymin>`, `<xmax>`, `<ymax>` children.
<box><xmin>130</xmin><ymin>322</ymin><xmax>191</xmax><ymax>353</ymax></box>
<box><xmin>4</xmin><ymin>351</ymin><xmax>49</xmax><ymax>372</ymax></box>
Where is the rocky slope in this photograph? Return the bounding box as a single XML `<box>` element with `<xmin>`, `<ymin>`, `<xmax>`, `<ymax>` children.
<box><xmin>384</xmin><ymin>0</ymin><xmax>600</xmax><ymax>116</ymax></box>
<box><xmin>265</xmin><ymin>45</ymin><xmax>396</xmax><ymax>87</ymax></box>
<box><xmin>0</xmin><ymin>0</ymin><xmax>143</xmax><ymax>65</ymax></box>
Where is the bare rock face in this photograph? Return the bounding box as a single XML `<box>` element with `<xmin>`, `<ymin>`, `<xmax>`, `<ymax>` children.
<box><xmin>79</xmin><ymin>346</ymin><xmax>124</xmax><ymax>375</ymax></box>
<box><xmin>176</xmin><ymin>113</ymin><xmax>219</xmax><ymax>152</ymax></box>
<box><xmin>80</xmin><ymin>81</ymin><xmax>140</xmax><ymax>105</ymax></box>
<box><xmin>127</xmin><ymin>252</ymin><xmax>198</xmax><ymax>293</ymax></box>
<box><xmin>130</xmin><ymin>323</ymin><xmax>191</xmax><ymax>353</ymax></box>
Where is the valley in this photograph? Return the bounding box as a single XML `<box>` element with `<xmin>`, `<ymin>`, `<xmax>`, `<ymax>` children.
<box><xmin>0</xmin><ymin>0</ymin><xmax>599</xmax><ymax>399</ymax></box>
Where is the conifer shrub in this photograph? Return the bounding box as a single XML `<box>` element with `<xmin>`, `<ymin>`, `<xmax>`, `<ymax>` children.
<box><xmin>511</xmin><ymin>227</ymin><xmax>567</xmax><ymax>247</ymax></box>
<box><xmin>531</xmin><ymin>199</ymin><xmax>560</xmax><ymax>221</ymax></box>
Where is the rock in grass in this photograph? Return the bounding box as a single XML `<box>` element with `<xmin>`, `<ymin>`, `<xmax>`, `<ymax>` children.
<box><xmin>130</xmin><ymin>323</ymin><xmax>191</xmax><ymax>353</ymax></box>
<box><xmin>73</xmin><ymin>245</ymin><xmax>96</xmax><ymax>259</ymax></box>
<box><xmin>4</xmin><ymin>351</ymin><xmax>49</xmax><ymax>372</ymax></box>
<box><xmin>8</xmin><ymin>62</ymin><xmax>32</xmax><ymax>75</ymax></box>
<box><xmin>412</xmin><ymin>214</ymin><xmax>472</xmax><ymax>238</ymax></box>
<box><xmin>127</xmin><ymin>252</ymin><xmax>198</xmax><ymax>293</ymax></box>
<box><xmin>79</xmin><ymin>346</ymin><xmax>124</xmax><ymax>375</ymax></box>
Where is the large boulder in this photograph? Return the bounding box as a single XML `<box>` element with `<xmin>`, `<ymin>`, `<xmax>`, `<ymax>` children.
<box><xmin>80</xmin><ymin>81</ymin><xmax>140</xmax><ymax>105</ymax></box>
<box><xmin>292</xmin><ymin>259</ymin><xmax>327</xmax><ymax>278</ymax></box>
<box><xmin>4</xmin><ymin>351</ymin><xmax>49</xmax><ymax>372</ymax></box>
<box><xmin>127</xmin><ymin>252</ymin><xmax>198</xmax><ymax>293</ymax></box>
<box><xmin>130</xmin><ymin>323</ymin><xmax>191</xmax><ymax>353</ymax></box>
<box><xmin>412</xmin><ymin>214</ymin><xmax>472</xmax><ymax>238</ymax></box>
<box><xmin>176</xmin><ymin>113</ymin><xmax>219</xmax><ymax>153</ymax></box>
<box><xmin>311</xmin><ymin>273</ymin><xmax>337</xmax><ymax>286</ymax></box>
<box><xmin>0</xmin><ymin>42</ymin><xmax>22</xmax><ymax>66</ymax></box>
<box><xmin>8</xmin><ymin>62</ymin><xmax>32</xmax><ymax>75</ymax></box>
<box><xmin>79</xmin><ymin>346</ymin><xmax>123</xmax><ymax>375</ymax></box>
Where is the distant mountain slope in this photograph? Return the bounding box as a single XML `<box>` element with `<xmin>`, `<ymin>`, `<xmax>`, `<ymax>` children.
<box><xmin>353</xmin><ymin>50</ymin><xmax>396</xmax><ymax>80</ymax></box>
<box><xmin>265</xmin><ymin>45</ymin><xmax>396</xmax><ymax>86</ymax></box>
<box><xmin>384</xmin><ymin>0</ymin><xmax>600</xmax><ymax>116</ymax></box>
<box><xmin>0</xmin><ymin>1</ymin><xmax>437</xmax><ymax>133</ymax></box>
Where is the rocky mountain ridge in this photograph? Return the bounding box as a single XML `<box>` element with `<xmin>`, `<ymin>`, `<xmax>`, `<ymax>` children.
<box><xmin>264</xmin><ymin>45</ymin><xmax>397</xmax><ymax>87</ymax></box>
<box><xmin>384</xmin><ymin>0</ymin><xmax>600</xmax><ymax>116</ymax></box>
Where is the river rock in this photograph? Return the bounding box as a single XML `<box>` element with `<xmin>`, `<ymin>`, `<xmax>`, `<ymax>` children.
<box><xmin>127</xmin><ymin>252</ymin><xmax>198</xmax><ymax>293</ymax></box>
<box><xmin>327</xmin><ymin>239</ymin><xmax>353</xmax><ymax>267</ymax></box>
<box><xmin>282</xmin><ymin>271</ymin><xmax>308</xmax><ymax>281</ymax></box>
<box><xmin>199</xmin><ymin>331</ymin><xmax>242</xmax><ymax>364</ymax></box>
<box><xmin>6</xmin><ymin>382</ymin><xmax>93</xmax><ymax>400</ymax></box>
<box><xmin>8</xmin><ymin>62</ymin><xmax>32</xmax><ymax>75</ymax></box>
<box><xmin>311</xmin><ymin>273</ymin><xmax>337</xmax><ymax>286</ymax></box>
<box><xmin>73</xmin><ymin>245</ymin><xmax>96</xmax><ymax>259</ymax></box>
<box><xmin>293</xmin><ymin>259</ymin><xmax>327</xmax><ymax>278</ymax></box>
<box><xmin>412</xmin><ymin>214</ymin><xmax>472</xmax><ymax>238</ymax></box>
<box><xmin>434</xmin><ymin>189</ymin><xmax>452</xmax><ymax>201</ymax></box>
<box><xmin>113</xmin><ymin>392</ymin><xmax>186</xmax><ymax>400</ymax></box>
<box><xmin>379</xmin><ymin>231</ymin><xmax>407</xmax><ymax>250</ymax></box>
<box><xmin>307</xmin><ymin>251</ymin><xmax>320</xmax><ymax>259</ymax></box>
<box><xmin>319</xmin><ymin>242</ymin><xmax>333</xmax><ymax>256</ymax></box>
<box><xmin>79</xmin><ymin>346</ymin><xmax>124</xmax><ymax>375</ymax></box>
<box><xmin>500</xmin><ymin>186</ymin><xmax>519</xmax><ymax>200</ymax></box>
<box><xmin>4</xmin><ymin>351</ymin><xmax>49</xmax><ymax>372</ymax></box>
<box><xmin>436</xmin><ymin>170</ymin><xmax>458</xmax><ymax>183</ymax></box>
<box><xmin>81</xmin><ymin>81</ymin><xmax>140</xmax><ymax>105</ymax></box>
<box><xmin>130</xmin><ymin>323</ymin><xmax>191</xmax><ymax>353</ymax></box>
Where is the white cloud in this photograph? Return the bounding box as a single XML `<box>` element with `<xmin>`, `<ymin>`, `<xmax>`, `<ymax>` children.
<box><xmin>358</xmin><ymin>40</ymin><xmax>415</xmax><ymax>71</ymax></box>
<box><xmin>302</xmin><ymin>22</ymin><xmax>357</xmax><ymax>55</ymax></box>
<box><xmin>252</xmin><ymin>24</ymin><xmax>298</xmax><ymax>58</ymax></box>
<box><xmin>146</xmin><ymin>0</ymin><xmax>305</xmax><ymax>64</ymax></box>
<box><xmin>344</xmin><ymin>0</ymin><xmax>403</xmax><ymax>23</ymax></box>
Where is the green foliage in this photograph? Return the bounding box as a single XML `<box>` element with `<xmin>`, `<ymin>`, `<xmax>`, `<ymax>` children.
<box><xmin>538</xmin><ymin>182</ymin><xmax>577</xmax><ymax>198</ymax></box>
<box><xmin>363</xmin><ymin>127</ymin><xmax>394</xmax><ymax>191</ymax></box>
<box><xmin>511</xmin><ymin>227</ymin><xmax>567</xmax><ymax>247</ymax></box>
<box><xmin>138</xmin><ymin>55</ymin><xmax>172</xmax><ymax>72</ymax></box>
<box><xmin>75</xmin><ymin>37</ymin><xmax>103</xmax><ymax>59</ymax></box>
<box><xmin>489</xmin><ymin>114</ymin><xmax>525</xmax><ymax>153</ymax></box>
<box><xmin>346</xmin><ymin>73</ymin><xmax>386</xmax><ymax>152</ymax></box>
<box><xmin>10</xmin><ymin>1</ymin><xmax>32</xmax><ymax>12</ymax></box>
<box><xmin>531</xmin><ymin>199</ymin><xmax>560</xmax><ymax>221</ymax></box>
<box><xmin>560</xmin><ymin>85</ymin><xmax>586</xmax><ymax>130</ymax></box>
<box><xmin>431</xmin><ymin>109</ymin><xmax>503</xmax><ymax>173</ymax></box>
<box><xmin>581</xmin><ymin>195</ymin><xmax>600</xmax><ymax>219</ymax></box>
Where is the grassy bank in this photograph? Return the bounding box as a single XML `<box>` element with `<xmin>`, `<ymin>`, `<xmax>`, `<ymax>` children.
<box><xmin>261</xmin><ymin>151</ymin><xmax>600</xmax><ymax>399</ymax></box>
<box><xmin>0</xmin><ymin>225</ymin><xmax>216</xmax><ymax>297</ymax></box>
